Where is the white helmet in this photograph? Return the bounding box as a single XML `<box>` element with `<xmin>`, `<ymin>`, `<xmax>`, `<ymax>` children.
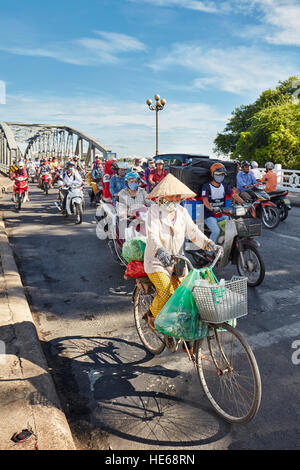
<box><xmin>117</xmin><ymin>162</ymin><xmax>128</xmax><ymax>170</ymax></box>
<box><xmin>251</xmin><ymin>161</ymin><xmax>258</xmax><ymax>168</ymax></box>
<box><xmin>265</xmin><ymin>162</ymin><xmax>274</xmax><ymax>170</ymax></box>
<box><xmin>18</xmin><ymin>160</ymin><xmax>25</xmax><ymax>169</ymax></box>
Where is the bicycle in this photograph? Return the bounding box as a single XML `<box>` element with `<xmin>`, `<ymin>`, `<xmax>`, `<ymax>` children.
<box><xmin>133</xmin><ymin>248</ymin><xmax>262</xmax><ymax>424</ymax></box>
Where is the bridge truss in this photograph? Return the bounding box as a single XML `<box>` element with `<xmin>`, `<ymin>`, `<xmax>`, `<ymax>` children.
<box><xmin>0</xmin><ymin>122</ymin><xmax>112</xmax><ymax>174</ymax></box>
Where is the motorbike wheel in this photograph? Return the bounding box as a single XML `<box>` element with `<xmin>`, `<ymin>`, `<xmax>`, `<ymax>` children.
<box><xmin>75</xmin><ymin>203</ymin><xmax>83</xmax><ymax>224</ymax></box>
<box><xmin>15</xmin><ymin>194</ymin><xmax>21</xmax><ymax>211</ymax></box>
<box><xmin>278</xmin><ymin>203</ymin><xmax>289</xmax><ymax>222</ymax></box>
<box><xmin>44</xmin><ymin>182</ymin><xmax>49</xmax><ymax>195</ymax></box>
<box><xmin>261</xmin><ymin>206</ymin><xmax>280</xmax><ymax>229</ymax></box>
<box><xmin>237</xmin><ymin>244</ymin><xmax>265</xmax><ymax>287</ymax></box>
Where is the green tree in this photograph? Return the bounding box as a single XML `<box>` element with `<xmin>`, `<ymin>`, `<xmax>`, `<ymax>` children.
<box><xmin>214</xmin><ymin>76</ymin><xmax>300</xmax><ymax>168</ymax></box>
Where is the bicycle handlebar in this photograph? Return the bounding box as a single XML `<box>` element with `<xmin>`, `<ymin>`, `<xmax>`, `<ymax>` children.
<box><xmin>174</xmin><ymin>246</ymin><xmax>223</xmax><ymax>272</ymax></box>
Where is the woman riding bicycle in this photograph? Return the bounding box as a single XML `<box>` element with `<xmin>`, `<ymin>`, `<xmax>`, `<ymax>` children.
<box><xmin>143</xmin><ymin>173</ymin><xmax>220</xmax><ymax>330</ymax></box>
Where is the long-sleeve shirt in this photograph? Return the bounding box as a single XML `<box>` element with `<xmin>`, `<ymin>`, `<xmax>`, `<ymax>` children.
<box><xmin>91</xmin><ymin>168</ymin><xmax>103</xmax><ymax>181</ymax></box>
<box><xmin>236</xmin><ymin>171</ymin><xmax>257</xmax><ymax>191</ymax></box>
<box><xmin>61</xmin><ymin>172</ymin><xmax>83</xmax><ymax>189</ymax></box>
<box><xmin>109</xmin><ymin>175</ymin><xmax>126</xmax><ymax>196</ymax></box>
<box><xmin>118</xmin><ymin>187</ymin><xmax>151</xmax><ymax>217</ymax></box>
<box><xmin>144</xmin><ymin>204</ymin><xmax>211</xmax><ymax>276</ymax></box>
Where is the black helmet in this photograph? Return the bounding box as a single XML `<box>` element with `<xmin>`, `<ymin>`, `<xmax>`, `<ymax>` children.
<box><xmin>241</xmin><ymin>160</ymin><xmax>250</xmax><ymax>168</ymax></box>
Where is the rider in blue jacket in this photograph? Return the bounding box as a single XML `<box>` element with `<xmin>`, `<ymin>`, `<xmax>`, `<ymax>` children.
<box><xmin>109</xmin><ymin>162</ymin><xmax>127</xmax><ymax>206</ymax></box>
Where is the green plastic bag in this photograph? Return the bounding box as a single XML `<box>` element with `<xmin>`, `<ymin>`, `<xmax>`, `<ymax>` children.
<box><xmin>154</xmin><ymin>269</ymin><xmax>209</xmax><ymax>341</ymax></box>
<box><xmin>154</xmin><ymin>267</ymin><xmax>236</xmax><ymax>340</ymax></box>
<box><xmin>217</xmin><ymin>219</ymin><xmax>227</xmax><ymax>236</ymax></box>
<box><xmin>122</xmin><ymin>236</ymin><xmax>147</xmax><ymax>263</ymax></box>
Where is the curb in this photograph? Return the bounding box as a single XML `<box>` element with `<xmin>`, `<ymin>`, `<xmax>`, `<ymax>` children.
<box><xmin>0</xmin><ymin>213</ymin><xmax>76</xmax><ymax>450</ymax></box>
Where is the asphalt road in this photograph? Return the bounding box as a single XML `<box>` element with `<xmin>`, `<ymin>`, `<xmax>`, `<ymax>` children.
<box><xmin>1</xmin><ymin>183</ymin><xmax>300</xmax><ymax>450</ymax></box>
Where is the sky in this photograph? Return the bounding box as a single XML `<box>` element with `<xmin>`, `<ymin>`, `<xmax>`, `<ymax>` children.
<box><xmin>0</xmin><ymin>0</ymin><xmax>299</xmax><ymax>158</ymax></box>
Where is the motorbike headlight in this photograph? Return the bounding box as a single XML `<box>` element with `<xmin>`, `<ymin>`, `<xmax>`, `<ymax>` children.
<box><xmin>235</xmin><ymin>207</ymin><xmax>246</xmax><ymax>216</ymax></box>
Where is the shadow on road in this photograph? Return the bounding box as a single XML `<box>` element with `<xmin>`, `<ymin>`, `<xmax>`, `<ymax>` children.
<box><xmin>43</xmin><ymin>334</ymin><xmax>230</xmax><ymax>448</ymax></box>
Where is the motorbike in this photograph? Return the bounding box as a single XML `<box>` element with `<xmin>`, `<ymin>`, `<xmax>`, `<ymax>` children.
<box><xmin>13</xmin><ymin>177</ymin><xmax>28</xmax><ymax>211</ymax></box>
<box><xmin>95</xmin><ymin>198</ymin><xmax>147</xmax><ymax>266</ymax></box>
<box><xmin>186</xmin><ymin>205</ymin><xmax>265</xmax><ymax>287</ymax></box>
<box><xmin>56</xmin><ymin>184</ymin><xmax>84</xmax><ymax>224</ymax></box>
<box><xmin>268</xmin><ymin>189</ymin><xmax>292</xmax><ymax>221</ymax></box>
<box><xmin>90</xmin><ymin>179</ymin><xmax>103</xmax><ymax>206</ymax></box>
<box><xmin>40</xmin><ymin>172</ymin><xmax>51</xmax><ymax>195</ymax></box>
<box><xmin>51</xmin><ymin>167</ymin><xmax>62</xmax><ymax>186</ymax></box>
<box><xmin>27</xmin><ymin>166</ymin><xmax>37</xmax><ymax>183</ymax></box>
<box><xmin>245</xmin><ymin>184</ymin><xmax>280</xmax><ymax>229</ymax></box>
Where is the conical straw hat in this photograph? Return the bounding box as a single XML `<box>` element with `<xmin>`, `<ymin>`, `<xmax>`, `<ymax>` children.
<box><xmin>146</xmin><ymin>173</ymin><xmax>196</xmax><ymax>199</ymax></box>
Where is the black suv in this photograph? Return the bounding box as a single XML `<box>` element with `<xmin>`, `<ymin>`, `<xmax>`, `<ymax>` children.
<box><xmin>154</xmin><ymin>153</ymin><xmax>209</xmax><ymax>169</ymax></box>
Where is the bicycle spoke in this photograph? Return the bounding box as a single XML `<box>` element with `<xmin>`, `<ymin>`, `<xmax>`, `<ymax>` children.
<box><xmin>195</xmin><ymin>324</ymin><xmax>261</xmax><ymax>423</ymax></box>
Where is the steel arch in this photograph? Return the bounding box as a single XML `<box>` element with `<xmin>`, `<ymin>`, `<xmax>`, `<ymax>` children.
<box><xmin>0</xmin><ymin>122</ymin><xmax>112</xmax><ymax>174</ymax></box>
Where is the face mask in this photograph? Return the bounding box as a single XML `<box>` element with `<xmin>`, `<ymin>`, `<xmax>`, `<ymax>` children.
<box><xmin>161</xmin><ymin>199</ymin><xmax>180</xmax><ymax>212</ymax></box>
<box><xmin>214</xmin><ymin>174</ymin><xmax>225</xmax><ymax>183</ymax></box>
<box><xmin>128</xmin><ymin>182</ymin><xmax>139</xmax><ymax>191</ymax></box>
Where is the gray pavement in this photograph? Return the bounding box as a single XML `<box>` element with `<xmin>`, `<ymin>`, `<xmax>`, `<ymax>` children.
<box><xmin>0</xmin><ymin>174</ymin><xmax>300</xmax><ymax>450</ymax></box>
<box><xmin>0</xmin><ymin>175</ymin><xmax>76</xmax><ymax>450</ymax></box>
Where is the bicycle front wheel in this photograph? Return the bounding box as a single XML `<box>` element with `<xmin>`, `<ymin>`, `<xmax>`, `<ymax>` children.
<box><xmin>133</xmin><ymin>286</ymin><xmax>165</xmax><ymax>356</ymax></box>
<box><xmin>194</xmin><ymin>323</ymin><xmax>261</xmax><ymax>424</ymax></box>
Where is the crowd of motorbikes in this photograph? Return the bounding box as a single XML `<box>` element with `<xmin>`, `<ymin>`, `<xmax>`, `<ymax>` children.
<box><xmin>9</xmin><ymin>156</ymin><xmax>293</xmax><ymax>287</ymax></box>
<box><xmin>10</xmin><ymin>158</ymin><xmax>86</xmax><ymax>224</ymax></box>
<box><xmin>95</xmin><ymin>163</ymin><xmax>292</xmax><ymax>289</ymax></box>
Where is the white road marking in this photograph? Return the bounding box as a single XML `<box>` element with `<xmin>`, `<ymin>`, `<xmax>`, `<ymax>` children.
<box><xmin>247</xmin><ymin>320</ymin><xmax>300</xmax><ymax>350</ymax></box>
<box><xmin>276</xmin><ymin>233</ymin><xmax>300</xmax><ymax>243</ymax></box>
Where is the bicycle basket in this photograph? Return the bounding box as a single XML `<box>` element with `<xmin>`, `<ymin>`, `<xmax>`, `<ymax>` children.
<box><xmin>192</xmin><ymin>276</ymin><xmax>248</xmax><ymax>324</ymax></box>
<box><xmin>235</xmin><ymin>218</ymin><xmax>262</xmax><ymax>237</ymax></box>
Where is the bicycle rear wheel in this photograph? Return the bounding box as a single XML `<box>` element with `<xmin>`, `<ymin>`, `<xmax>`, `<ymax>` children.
<box><xmin>194</xmin><ymin>323</ymin><xmax>261</xmax><ymax>424</ymax></box>
<box><xmin>133</xmin><ymin>286</ymin><xmax>165</xmax><ymax>355</ymax></box>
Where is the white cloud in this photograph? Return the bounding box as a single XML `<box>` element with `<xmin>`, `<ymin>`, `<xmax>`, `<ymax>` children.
<box><xmin>130</xmin><ymin>0</ymin><xmax>300</xmax><ymax>47</ymax></box>
<box><xmin>129</xmin><ymin>0</ymin><xmax>230</xmax><ymax>13</ymax></box>
<box><xmin>0</xmin><ymin>31</ymin><xmax>146</xmax><ymax>66</ymax></box>
<box><xmin>230</xmin><ymin>0</ymin><xmax>300</xmax><ymax>46</ymax></box>
<box><xmin>262</xmin><ymin>2</ymin><xmax>300</xmax><ymax>46</ymax></box>
<box><xmin>150</xmin><ymin>43</ymin><xmax>297</xmax><ymax>95</ymax></box>
<box><xmin>3</xmin><ymin>93</ymin><xmax>227</xmax><ymax>157</ymax></box>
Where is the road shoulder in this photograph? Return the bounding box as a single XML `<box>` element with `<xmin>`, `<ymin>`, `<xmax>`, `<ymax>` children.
<box><xmin>0</xmin><ymin>212</ymin><xmax>76</xmax><ymax>450</ymax></box>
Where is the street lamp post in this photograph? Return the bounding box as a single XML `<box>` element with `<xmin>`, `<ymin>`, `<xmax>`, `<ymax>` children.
<box><xmin>146</xmin><ymin>94</ymin><xmax>166</xmax><ymax>156</ymax></box>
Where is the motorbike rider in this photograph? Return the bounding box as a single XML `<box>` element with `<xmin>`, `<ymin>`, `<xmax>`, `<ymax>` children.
<box><xmin>73</xmin><ymin>155</ymin><xmax>85</xmax><ymax>179</ymax></box>
<box><xmin>90</xmin><ymin>159</ymin><xmax>104</xmax><ymax>205</ymax></box>
<box><xmin>103</xmin><ymin>160</ymin><xmax>118</xmax><ymax>203</ymax></box>
<box><xmin>144</xmin><ymin>159</ymin><xmax>156</xmax><ymax>193</ymax></box>
<box><xmin>10</xmin><ymin>160</ymin><xmax>29</xmax><ymax>202</ymax></box>
<box><xmin>236</xmin><ymin>160</ymin><xmax>257</xmax><ymax>202</ymax></box>
<box><xmin>109</xmin><ymin>162</ymin><xmax>127</xmax><ymax>206</ymax></box>
<box><xmin>148</xmin><ymin>159</ymin><xmax>168</xmax><ymax>190</ymax></box>
<box><xmin>260</xmin><ymin>162</ymin><xmax>278</xmax><ymax>193</ymax></box>
<box><xmin>201</xmin><ymin>163</ymin><xmax>234</xmax><ymax>246</ymax></box>
<box><xmin>250</xmin><ymin>161</ymin><xmax>262</xmax><ymax>180</ymax></box>
<box><xmin>37</xmin><ymin>158</ymin><xmax>53</xmax><ymax>188</ymax></box>
<box><xmin>26</xmin><ymin>157</ymin><xmax>36</xmax><ymax>174</ymax></box>
<box><xmin>143</xmin><ymin>173</ymin><xmax>220</xmax><ymax>338</ymax></box>
<box><xmin>118</xmin><ymin>171</ymin><xmax>151</xmax><ymax>219</ymax></box>
<box><xmin>58</xmin><ymin>162</ymin><xmax>83</xmax><ymax>212</ymax></box>
<box><xmin>131</xmin><ymin>158</ymin><xmax>144</xmax><ymax>174</ymax></box>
